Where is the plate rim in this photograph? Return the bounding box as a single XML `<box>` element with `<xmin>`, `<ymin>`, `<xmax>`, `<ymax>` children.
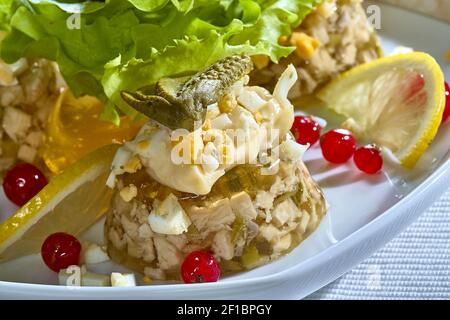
<box><xmin>1</xmin><ymin>1</ymin><xmax>450</xmax><ymax>299</ymax></box>
<box><xmin>0</xmin><ymin>156</ymin><xmax>448</xmax><ymax>299</ymax></box>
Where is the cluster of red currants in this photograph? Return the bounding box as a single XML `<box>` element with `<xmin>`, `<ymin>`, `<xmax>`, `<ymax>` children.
<box><xmin>40</xmin><ymin>231</ymin><xmax>221</xmax><ymax>284</ymax></box>
<box><xmin>39</xmin><ymin>230</ymin><xmax>220</xmax><ymax>284</ymax></box>
<box><xmin>291</xmin><ymin>116</ymin><xmax>383</xmax><ymax>174</ymax></box>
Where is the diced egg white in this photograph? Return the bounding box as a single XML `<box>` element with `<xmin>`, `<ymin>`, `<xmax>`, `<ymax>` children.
<box><xmin>279</xmin><ymin>139</ymin><xmax>308</xmax><ymax>162</ymax></box>
<box><xmin>203</xmin><ymin>141</ymin><xmax>218</xmax><ymax>158</ymax></box>
<box><xmin>230</xmin><ymin>77</ymin><xmax>247</xmax><ymax>96</ymax></box>
<box><xmin>107</xmin><ymin>65</ymin><xmax>298</xmax><ymax>195</ymax></box>
<box><xmin>210</xmin><ymin>113</ymin><xmax>233</xmax><ymax>130</ymax></box>
<box><xmin>258</xmin><ymin>100</ymin><xmax>278</xmax><ymax>121</ymax></box>
<box><xmin>83</xmin><ymin>243</ymin><xmax>110</xmax><ymax>265</ymax></box>
<box><xmin>274</xmin><ymin>64</ymin><xmax>298</xmax><ymax>102</ymax></box>
<box><xmin>206</xmin><ymin>103</ymin><xmax>220</xmax><ymax>120</ymax></box>
<box><xmin>107</xmin><ymin>148</ymin><xmax>133</xmax><ymax>188</ymax></box>
<box><xmin>111</xmin><ymin>272</ymin><xmax>136</xmax><ymax>287</ymax></box>
<box><xmin>148</xmin><ymin>193</ymin><xmax>191</xmax><ymax>235</ymax></box>
<box><xmin>201</xmin><ymin>142</ymin><xmax>221</xmax><ymax>173</ymax></box>
<box><xmin>201</xmin><ymin>154</ymin><xmax>220</xmax><ymax>173</ymax></box>
<box><xmin>228</xmin><ymin>106</ymin><xmax>259</xmax><ymax>130</ymax></box>
<box><xmin>237</xmin><ymin>90</ymin><xmax>267</xmax><ymax>113</ymax></box>
<box><xmin>273</xmin><ymin>65</ymin><xmax>298</xmax><ymax>137</ymax></box>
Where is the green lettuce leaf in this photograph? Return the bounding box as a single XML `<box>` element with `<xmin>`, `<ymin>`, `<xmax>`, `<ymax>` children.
<box><xmin>0</xmin><ymin>0</ymin><xmax>13</xmax><ymax>31</ymax></box>
<box><xmin>1</xmin><ymin>0</ymin><xmax>321</xmax><ymax>122</ymax></box>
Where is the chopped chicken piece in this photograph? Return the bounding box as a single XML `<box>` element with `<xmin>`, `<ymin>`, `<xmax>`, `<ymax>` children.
<box><xmin>126</xmin><ymin>235</ymin><xmax>144</xmax><ymax>259</ymax></box>
<box><xmin>272</xmin><ymin>198</ymin><xmax>301</xmax><ymax>227</ymax></box>
<box><xmin>153</xmin><ymin>237</ymin><xmax>182</xmax><ymax>270</ymax></box>
<box><xmin>212</xmin><ymin>229</ymin><xmax>234</xmax><ymax>260</ymax></box>
<box><xmin>2</xmin><ymin>107</ymin><xmax>32</xmax><ymax>142</ymax></box>
<box><xmin>108</xmin><ymin>227</ymin><xmax>126</xmax><ymax>250</ymax></box>
<box><xmin>246</xmin><ymin>221</ymin><xmax>259</xmax><ymax>244</ymax></box>
<box><xmin>166</xmin><ymin>234</ymin><xmax>188</xmax><ymax>251</ymax></box>
<box><xmin>24</xmin><ymin>131</ymin><xmax>43</xmax><ymax>148</ymax></box>
<box><xmin>120</xmin><ymin>214</ymin><xmax>139</xmax><ymax>238</ymax></box>
<box><xmin>255</xmin><ymin>191</ymin><xmax>276</xmax><ymax>212</ymax></box>
<box><xmin>17</xmin><ymin>144</ymin><xmax>37</xmax><ymax>163</ymax></box>
<box><xmin>142</xmin><ymin>238</ymin><xmax>156</xmax><ymax>263</ymax></box>
<box><xmin>187</xmin><ymin>198</ymin><xmax>235</xmax><ymax>233</ymax></box>
<box><xmin>259</xmin><ymin>224</ymin><xmax>282</xmax><ymax>243</ymax></box>
<box><xmin>250</xmin><ymin>0</ymin><xmax>381</xmax><ymax>98</ymax></box>
<box><xmin>0</xmin><ymin>58</ymin><xmax>61</xmax><ymax>178</ymax></box>
<box><xmin>298</xmin><ymin>211</ymin><xmax>311</xmax><ymax>235</ymax></box>
<box><xmin>229</xmin><ymin>192</ymin><xmax>258</xmax><ymax>220</ymax></box>
<box><xmin>273</xmin><ymin>234</ymin><xmax>292</xmax><ymax>253</ymax></box>
<box><xmin>137</xmin><ymin>223</ymin><xmax>153</xmax><ymax>239</ymax></box>
<box><xmin>0</xmin><ymin>61</ymin><xmax>17</xmax><ymax>86</ymax></box>
<box><xmin>0</xmin><ymin>85</ymin><xmax>24</xmax><ymax>107</ymax></box>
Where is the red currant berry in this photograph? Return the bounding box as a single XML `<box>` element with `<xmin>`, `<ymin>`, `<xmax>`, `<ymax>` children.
<box><xmin>320</xmin><ymin>129</ymin><xmax>357</xmax><ymax>164</ymax></box>
<box><xmin>443</xmin><ymin>81</ymin><xmax>450</xmax><ymax>123</ymax></box>
<box><xmin>291</xmin><ymin>116</ymin><xmax>321</xmax><ymax>146</ymax></box>
<box><xmin>181</xmin><ymin>251</ymin><xmax>221</xmax><ymax>284</ymax></box>
<box><xmin>41</xmin><ymin>232</ymin><xmax>81</xmax><ymax>272</ymax></box>
<box><xmin>3</xmin><ymin>163</ymin><xmax>48</xmax><ymax>206</ymax></box>
<box><xmin>354</xmin><ymin>144</ymin><xmax>383</xmax><ymax>174</ymax></box>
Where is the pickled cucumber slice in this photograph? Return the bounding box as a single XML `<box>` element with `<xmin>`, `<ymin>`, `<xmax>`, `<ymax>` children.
<box><xmin>121</xmin><ymin>55</ymin><xmax>253</xmax><ymax>131</ymax></box>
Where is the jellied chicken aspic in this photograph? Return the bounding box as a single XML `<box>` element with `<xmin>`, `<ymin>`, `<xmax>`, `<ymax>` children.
<box><xmin>104</xmin><ymin>56</ymin><xmax>327</xmax><ymax>281</ymax></box>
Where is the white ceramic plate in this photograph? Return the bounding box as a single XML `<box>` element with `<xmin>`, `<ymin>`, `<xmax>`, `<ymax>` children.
<box><xmin>0</xmin><ymin>2</ymin><xmax>449</xmax><ymax>299</ymax></box>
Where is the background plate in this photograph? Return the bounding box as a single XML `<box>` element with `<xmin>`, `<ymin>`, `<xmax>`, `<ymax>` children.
<box><xmin>0</xmin><ymin>1</ymin><xmax>449</xmax><ymax>299</ymax></box>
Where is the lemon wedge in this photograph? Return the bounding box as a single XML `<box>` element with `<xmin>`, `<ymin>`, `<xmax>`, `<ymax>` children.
<box><xmin>317</xmin><ymin>52</ymin><xmax>446</xmax><ymax>168</ymax></box>
<box><xmin>0</xmin><ymin>144</ymin><xmax>118</xmax><ymax>262</ymax></box>
<box><xmin>42</xmin><ymin>89</ymin><xmax>143</xmax><ymax>174</ymax></box>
